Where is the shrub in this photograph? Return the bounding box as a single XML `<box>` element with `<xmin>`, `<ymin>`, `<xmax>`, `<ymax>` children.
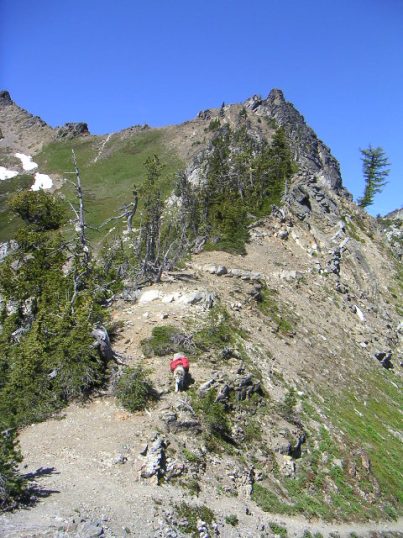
<box><xmin>141</xmin><ymin>325</ymin><xmax>185</xmax><ymax>357</ymax></box>
<box><xmin>225</xmin><ymin>514</ymin><xmax>239</xmax><ymax>526</ymax></box>
<box><xmin>183</xmin><ymin>448</ymin><xmax>202</xmax><ymax>464</ymax></box>
<box><xmin>191</xmin><ymin>389</ymin><xmax>231</xmax><ymax>442</ymax></box>
<box><xmin>175</xmin><ymin>502</ymin><xmax>214</xmax><ymax>537</ymax></box>
<box><xmin>281</xmin><ymin>388</ymin><xmax>297</xmax><ymax>420</ymax></box>
<box><xmin>115</xmin><ymin>366</ymin><xmax>157</xmax><ymax>412</ymax></box>
<box><xmin>0</xmin><ymin>424</ymin><xmax>25</xmax><ymax>510</ymax></box>
<box><xmin>208</xmin><ymin>118</ymin><xmax>221</xmax><ymax>131</ymax></box>
<box><xmin>270</xmin><ymin>522</ymin><xmax>288</xmax><ymax>537</ymax></box>
<box><xmin>8</xmin><ymin>190</ymin><xmax>66</xmax><ymax>231</ymax></box>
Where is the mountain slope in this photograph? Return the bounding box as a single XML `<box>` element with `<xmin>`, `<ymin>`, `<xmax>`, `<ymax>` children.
<box><xmin>0</xmin><ymin>89</ymin><xmax>402</xmax><ymax>536</ymax></box>
<box><xmin>1</xmin><ymin>89</ymin><xmax>345</xmax><ymax>241</ymax></box>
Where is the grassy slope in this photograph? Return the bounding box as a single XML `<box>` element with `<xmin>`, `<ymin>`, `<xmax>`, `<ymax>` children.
<box><xmin>325</xmin><ymin>368</ymin><xmax>403</xmax><ymax>507</ymax></box>
<box><xmin>0</xmin><ymin>129</ymin><xmax>182</xmax><ymax>242</ymax></box>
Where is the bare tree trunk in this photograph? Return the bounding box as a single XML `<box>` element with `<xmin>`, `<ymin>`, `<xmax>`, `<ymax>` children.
<box><xmin>92</xmin><ymin>326</ymin><xmax>127</xmax><ymax>364</ymax></box>
<box><xmin>71</xmin><ymin>149</ymin><xmax>90</xmax><ymax>265</ymax></box>
<box><xmin>126</xmin><ymin>188</ymin><xmax>138</xmax><ymax>233</ymax></box>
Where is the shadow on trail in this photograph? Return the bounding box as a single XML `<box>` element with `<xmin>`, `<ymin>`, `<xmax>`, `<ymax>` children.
<box><xmin>20</xmin><ymin>467</ymin><xmax>60</xmax><ymax>509</ymax></box>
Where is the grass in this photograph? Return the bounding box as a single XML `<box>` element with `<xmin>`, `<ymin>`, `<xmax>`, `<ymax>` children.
<box><xmin>174</xmin><ymin>502</ymin><xmax>215</xmax><ymax>537</ymax></box>
<box><xmin>269</xmin><ymin>522</ymin><xmax>287</xmax><ymax>537</ymax></box>
<box><xmin>34</xmin><ymin>129</ymin><xmax>182</xmax><ymax>239</ymax></box>
<box><xmin>324</xmin><ymin>369</ymin><xmax>403</xmax><ymax>511</ymax></box>
<box><xmin>251</xmin><ymin>483</ymin><xmax>294</xmax><ymax>515</ymax></box>
<box><xmin>251</xmin><ymin>400</ymin><xmax>398</xmax><ymax>523</ymax></box>
<box><xmin>388</xmin><ymin>264</ymin><xmax>403</xmax><ymax>316</ymax></box>
<box><xmin>257</xmin><ymin>285</ymin><xmax>295</xmax><ymax>334</ymax></box>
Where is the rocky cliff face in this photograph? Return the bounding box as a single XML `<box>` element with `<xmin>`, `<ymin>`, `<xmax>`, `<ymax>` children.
<box><xmin>245</xmin><ymin>89</ymin><xmax>344</xmax><ymax>192</ymax></box>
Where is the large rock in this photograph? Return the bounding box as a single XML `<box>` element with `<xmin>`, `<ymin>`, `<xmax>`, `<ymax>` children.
<box><xmin>56</xmin><ymin>122</ymin><xmax>90</xmax><ymax>139</ymax></box>
<box><xmin>0</xmin><ymin>90</ymin><xmax>12</xmax><ymax>106</ymax></box>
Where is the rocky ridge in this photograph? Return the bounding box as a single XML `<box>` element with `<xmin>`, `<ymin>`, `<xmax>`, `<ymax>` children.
<box><xmin>0</xmin><ymin>90</ymin><xmax>402</xmax><ymax>536</ymax></box>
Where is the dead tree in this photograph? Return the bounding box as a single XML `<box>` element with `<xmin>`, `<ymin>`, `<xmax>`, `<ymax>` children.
<box><xmin>91</xmin><ymin>326</ymin><xmax>127</xmax><ymax>364</ymax></box>
<box><xmin>100</xmin><ymin>187</ymin><xmax>138</xmax><ymax>234</ymax></box>
<box><xmin>66</xmin><ymin>150</ymin><xmax>92</xmax><ymax>310</ymax></box>
<box><xmin>71</xmin><ymin>149</ymin><xmax>90</xmax><ymax>265</ymax></box>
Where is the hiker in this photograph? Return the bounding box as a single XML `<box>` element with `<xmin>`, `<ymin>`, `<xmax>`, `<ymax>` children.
<box><xmin>170</xmin><ymin>352</ymin><xmax>190</xmax><ymax>392</ymax></box>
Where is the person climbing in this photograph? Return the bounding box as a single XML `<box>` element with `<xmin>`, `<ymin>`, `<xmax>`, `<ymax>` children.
<box><xmin>170</xmin><ymin>352</ymin><xmax>190</xmax><ymax>392</ymax></box>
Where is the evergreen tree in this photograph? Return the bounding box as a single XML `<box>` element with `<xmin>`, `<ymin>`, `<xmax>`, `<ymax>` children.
<box><xmin>358</xmin><ymin>146</ymin><xmax>390</xmax><ymax>208</ymax></box>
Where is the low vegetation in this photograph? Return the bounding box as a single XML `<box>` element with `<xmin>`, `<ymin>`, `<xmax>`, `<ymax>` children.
<box><xmin>324</xmin><ymin>370</ymin><xmax>403</xmax><ymax>512</ymax></box>
<box><xmin>174</xmin><ymin>502</ymin><xmax>215</xmax><ymax>537</ymax></box>
<box><xmin>115</xmin><ymin>365</ymin><xmax>158</xmax><ymax>412</ymax></box>
<box><xmin>0</xmin><ymin>426</ymin><xmax>25</xmax><ymax>510</ymax></box>
<box><xmin>190</xmin><ymin>388</ymin><xmax>232</xmax><ymax>445</ymax></box>
<box><xmin>257</xmin><ymin>284</ymin><xmax>295</xmax><ymax>334</ymax></box>
<box><xmin>225</xmin><ymin>514</ymin><xmax>239</xmax><ymax>526</ymax></box>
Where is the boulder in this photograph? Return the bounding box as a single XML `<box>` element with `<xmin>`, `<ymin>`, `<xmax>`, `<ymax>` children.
<box><xmin>138</xmin><ymin>289</ymin><xmax>163</xmax><ymax>303</ymax></box>
<box><xmin>373</xmin><ymin>351</ymin><xmax>393</xmax><ymax>369</ymax></box>
<box><xmin>56</xmin><ymin>122</ymin><xmax>90</xmax><ymax>139</ymax></box>
<box><xmin>140</xmin><ymin>435</ymin><xmax>166</xmax><ymax>480</ymax></box>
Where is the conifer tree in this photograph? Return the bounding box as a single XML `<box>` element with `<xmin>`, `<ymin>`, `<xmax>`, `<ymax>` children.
<box><xmin>358</xmin><ymin>146</ymin><xmax>390</xmax><ymax>208</ymax></box>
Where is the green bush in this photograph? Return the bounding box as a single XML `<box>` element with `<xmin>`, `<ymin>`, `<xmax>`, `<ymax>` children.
<box><xmin>257</xmin><ymin>285</ymin><xmax>295</xmax><ymax>334</ymax></box>
<box><xmin>0</xmin><ymin>424</ymin><xmax>25</xmax><ymax>510</ymax></box>
<box><xmin>115</xmin><ymin>366</ymin><xmax>157</xmax><ymax>412</ymax></box>
<box><xmin>225</xmin><ymin>514</ymin><xmax>239</xmax><ymax>526</ymax></box>
<box><xmin>193</xmin><ymin>305</ymin><xmax>239</xmax><ymax>352</ymax></box>
<box><xmin>8</xmin><ymin>190</ymin><xmax>66</xmax><ymax>231</ymax></box>
<box><xmin>191</xmin><ymin>389</ymin><xmax>231</xmax><ymax>442</ymax></box>
<box><xmin>269</xmin><ymin>522</ymin><xmax>287</xmax><ymax>537</ymax></box>
<box><xmin>281</xmin><ymin>388</ymin><xmax>297</xmax><ymax>420</ymax></box>
<box><xmin>141</xmin><ymin>325</ymin><xmax>189</xmax><ymax>357</ymax></box>
<box><xmin>208</xmin><ymin>118</ymin><xmax>221</xmax><ymax>131</ymax></box>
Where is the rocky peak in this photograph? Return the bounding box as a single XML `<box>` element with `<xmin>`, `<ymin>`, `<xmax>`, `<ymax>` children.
<box><xmin>0</xmin><ymin>90</ymin><xmax>13</xmax><ymax>107</ymax></box>
<box><xmin>244</xmin><ymin>89</ymin><xmax>345</xmax><ymax>193</ymax></box>
<box><xmin>267</xmin><ymin>88</ymin><xmax>286</xmax><ymax>104</ymax></box>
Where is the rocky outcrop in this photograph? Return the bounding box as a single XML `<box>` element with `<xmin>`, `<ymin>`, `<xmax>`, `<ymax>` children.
<box><xmin>380</xmin><ymin>209</ymin><xmax>402</xmax><ymax>259</ymax></box>
<box><xmin>0</xmin><ymin>90</ymin><xmax>13</xmax><ymax>107</ymax></box>
<box><xmin>245</xmin><ymin>89</ymin><xmax>344</xmax><ymax>193</ymax></box>
<box><xmin>56</xmin><ymin>122</ymin><xmax>90</xmax><ymax>139</ymax></box>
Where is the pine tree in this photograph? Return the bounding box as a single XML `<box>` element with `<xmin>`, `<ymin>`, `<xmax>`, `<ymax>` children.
<box><xmin>358</xmin><ymin>146</ymin><xmax>390</xmax><ymax>208</ymax></box>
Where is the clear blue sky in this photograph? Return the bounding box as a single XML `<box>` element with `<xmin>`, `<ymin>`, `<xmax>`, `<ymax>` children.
<box><xmin>1</xmin><ymin>0</ymin><xmax>402</xmax><ymax>216</ymax></box>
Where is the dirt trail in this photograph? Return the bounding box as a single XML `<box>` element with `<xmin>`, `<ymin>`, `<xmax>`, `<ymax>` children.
<box><xmin>1</xmin><ymin>248</ymin><xmax>402</xmax><ymax>537</ymax></box>
<box><xmin>1</xmin><ymin>397</ymin><xmax>402</xmax><ymax>538</ymax></box>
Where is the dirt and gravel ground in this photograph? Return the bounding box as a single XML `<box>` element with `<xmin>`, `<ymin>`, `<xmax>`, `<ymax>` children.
<box><xmin>1</xmin><ymin>226</ymin><xmax>402</xmax><ymax>537</ymax></box>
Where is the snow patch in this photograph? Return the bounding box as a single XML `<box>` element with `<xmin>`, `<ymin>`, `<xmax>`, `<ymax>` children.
<box><xmin>15</xmin><ymin>153</ymin><xmax>38</xmax><ymax>171</ymax></box>
<box><xmin>31</xmin><ymin>173</ymin><xmax>53</xmax><ymax>191</ymax></box>
<box><xmin>0</xmin><ymin>166</ymin><xmax>19</xmax><ymax>180</ymax></box>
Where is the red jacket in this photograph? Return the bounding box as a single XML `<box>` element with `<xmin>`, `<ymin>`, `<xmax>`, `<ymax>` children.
<box><xmin>170</xmin><ymin>356</ymin><xmax>190</xmax><ymax>372</ymax></box>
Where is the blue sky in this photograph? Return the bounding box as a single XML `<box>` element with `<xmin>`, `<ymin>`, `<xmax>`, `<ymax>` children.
<box><xmin>1</xmin><ymin>0</ymin><xmax>402</xmax><ymax>216</ymax></box>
